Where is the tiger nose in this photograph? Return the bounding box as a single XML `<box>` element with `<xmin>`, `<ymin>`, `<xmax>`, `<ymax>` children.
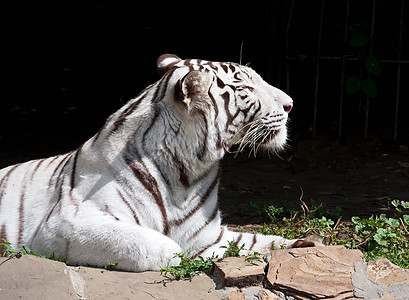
<box><xmin>284</xmin><ymin>102</ymin><xmax>293</xmax><ymax>113</ymax></box>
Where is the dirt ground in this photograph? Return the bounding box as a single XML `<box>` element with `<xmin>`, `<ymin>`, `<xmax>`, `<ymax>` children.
<box><xmin>218</xmin><ymin>137</ymin><xmax>409</xmax><ymax>227</ymax></box>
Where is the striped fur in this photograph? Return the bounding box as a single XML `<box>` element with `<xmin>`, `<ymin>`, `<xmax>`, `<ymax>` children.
<box><xmin>0</xmin><ymin>54</ymin><xmax>320</xmax><ymax>272</ymax></box>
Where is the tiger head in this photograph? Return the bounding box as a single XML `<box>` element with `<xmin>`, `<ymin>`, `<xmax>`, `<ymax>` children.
<box><xmin>156</xmin><ymin>54</ymin><xmax>293</xmax><ymax>157</ymax></box>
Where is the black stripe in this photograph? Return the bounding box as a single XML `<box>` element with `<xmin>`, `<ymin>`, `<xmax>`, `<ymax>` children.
<box><xmin>208</xmin><ymin>89</ymin><xmax>219</xmax><ymax>118</ymax></box>
<box><xmin>48</xmin><ymin>153</ymin><xmax>73</xmax><ymax>187</ymax></box>
<box><xmin>192</xmin><ymin>227</ymin><xmax>224</xmax><ymax>259</ymax></box>
<box><xmin>64</xmin><ymin>240</ymin><xmax>70</xmax><ymax>260</ymax></box>
<box><xmin>197</xmin><ymin>111</ymin><xmax>208</xmax><ymax>161</ymax></box>
<box><xmin>172</xmin><ymin>171</ymin><xmax>219</xmax><ymax>226</ymax></box>
<box><xmin>138</xmin><ymin>108</ymin><xmax>171</xmax><ymax>235</ymax></box>
<box><xmin>116</xmin><ymin>189</ymin><xmax>140</xmax><ymax>224</ymax></box>
<box><xmin>0</xmin><ymin>164</ymin><xmax>21</xmax><ymax>206</ymax></box>
<box><xmin>45</xmin><ymin>154</ymin><xmax>62</xmax><ymax>169</ymax></box>
<box><xmin>207</xmin><ymin>62</ymin><xmax>218</xmax><ymax>71</ymax></box>
<box><xmin>154</xmin><ymin>67</ymin><xmax>178</xmax><ymax>103</ymax></box>
<box><xmin>222</xmin><ymin>91</ymin><xmax>234</xmax><ymax>130</ymax></box>
<box><xmin>29</xmin><ymin>159</ymin><xmax>46</xmax><ymax>182</ymax></box>
<box><xmin>70</xmin><ymin>146</ymin><xmax>82</xmax><ymax>190</ymax></box>
<box><xmin>187</xmin><ymin>203</ymin><xmax>219</xmax><ymax>241</ymax></box>
<box><xmin>248</xmin><ymin>235</ymin><xmax>257</xmax><ymax>251</ymax></box>
<box><xmin>233</xmin><ymin>233</ymin><xmax>243</xmax><ymax>248</ymax></box>
<box><xmin>109</xmin><ymin>87</ymin><xmax>152</xmax><ymax>135</ymax></box>
<box><xmin>104</xmin><ymin>204</ymin><xmax>120</xmax><ymax>221</ymax></box>
<box><xmin>207</xmin><ymin>90</ymin><xmax>223</xmax><ymax>149</ymax></box>
<box><xmin>17</xmin><ymin>172</ymin><xmax>28</xmax><ymax>248</ymax></box>
<box><xmin>45</xmin><ymin>176</ymin><xmax>65</xmax><ymax>225</ymax></box>
<box><xmin>217</xmin><ymin>77</ymin><xmax>225</xmax><ymax>88</ymax></box>
<box><xmin>128</xmin><ymin>163</ymin><xmax>169</xmax><ymax>235</ymax></box>
<box><xmin>0</xmin><ymin>225</ymin><xmax>8</xmax><ymax>255</ymax></box>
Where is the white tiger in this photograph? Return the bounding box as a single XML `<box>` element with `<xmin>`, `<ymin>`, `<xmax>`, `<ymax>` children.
<box><xmin>0</xmin><ymin>54</ymin><xmax>321</xmax><ymax>272</ymax></box>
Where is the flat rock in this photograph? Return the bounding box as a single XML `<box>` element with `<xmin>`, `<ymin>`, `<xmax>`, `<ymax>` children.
<box><xmin>352</xmin><ymin>258</ymin><xmax>409</xmax><ymax>300</ymax></box>
<box><xmin>265</xmin><ymin>246</ymin><xmax>364</xmax><ymax>300</ymax></box>
<box><xmin>0</xmin><ymin>256</ymin><xmax>78</xmax><ymax>300</ymax></box>
<box><xmin>212</xmin><ymin>256</ymin><xmax>266</xmax><ymax>289</ymax></box>
<box><xmin>0</xmin><ymin>256</ymin><xmax>220</xmax><ymax>300</ymax></box>
<box><xmin>366</xmin><ymin>258</ymin><xmax>409</xmax><ymax>285</ymax></box>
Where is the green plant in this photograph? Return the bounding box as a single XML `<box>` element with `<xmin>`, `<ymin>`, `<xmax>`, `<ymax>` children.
<box><xmin>244</xmin><ymin>251</ymin><xmax>262</xmax><ymax>263</ymax></box>
<box><xmin>104</xmin><ymin>261</ymin><xmax>119</xmax><ymax>271</ymax></box>
<box><xmin>221</xmin><ymin>241</ymin><xmax>263</xmax><ymax>263</ymax></box>
<box><xmin>160</xmin><ymin>252</ymin><xmax>215</xmax><ymax>280</ymax></box>
<box><xmin>264</xmin><ymin>205</ymin><xmax>284</xmax><ymax>222</ymax></box>
<box><xmin>1</xmin><ymin>240</ymin><xmax>46</xmax><ymax>259</ymax></box>
<box><xmin>254</xmin><ymin>195</ymin><xmax>409</xmax><ymax>268</ymax></box>
<box><xmin>346</xmin><ymin>20</ymin><xmax>381</xmax><ymax>99</ymax></box>
<box><xmin>1</xmin><ymin>239</ymin><xmax>71</xmax><ymax>264</ymax></box>
<box><xmin>345</xmin><ymin>200</ymin><xmax>409</xmax><ymax>267</ymax></box>
<box><xmin>220</xmin><ymin>240</ymin><xmax>246</xmax><ymax>258</ymax></box>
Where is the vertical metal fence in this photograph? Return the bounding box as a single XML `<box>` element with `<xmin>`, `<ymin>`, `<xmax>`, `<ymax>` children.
<box><xmin>283</xmin><ymin>0</ymin><xmax>408</xmax><ymax>141</ymax></box>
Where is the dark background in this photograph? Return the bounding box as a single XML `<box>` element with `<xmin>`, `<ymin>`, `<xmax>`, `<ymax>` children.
<box><xmin>2</xmin><ymin>1</ymin><xmax>408</xmax><ymax>161</ymax></box>
<box><xmin>1</xmin><ymin>1</ymin><xmax>408</xmax><ymax>218</ymax></box>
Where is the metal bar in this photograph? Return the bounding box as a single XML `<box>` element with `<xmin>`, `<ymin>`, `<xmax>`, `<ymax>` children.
<box><xmin>364</xmin><ymin>0</ymin><xmax>377</xmax><ymax>140</ymax></box>
<box><xmin>394</xmin><ymin>0</ymin><xmax>405</xmax><ymax>140</ymax></box>
<box><xmin>285</xmin><ymin>0</ymin><xmax>295</xmax><ymax>94</ymax></box>
<box><xmin>339</xmin><ymin>0</ymin><xmax>350</xmax><ymax>142</ymax></box>
<box><xmin>313</xmin><ymin>0</ymin><xmax>325</xmax><ymax>138</ymax></box>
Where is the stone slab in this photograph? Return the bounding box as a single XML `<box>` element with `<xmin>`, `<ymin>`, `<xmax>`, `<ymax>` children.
<box><xmin>0</xmin><ymin>255</ymin><xmax>77</xmax><ymax>300</ymax></box>
<box><xmin>352</xmin><ymin>258</ymin><xmax>409</xmax><ymax>300</ymax></box>
<box><xmin>212</xmin><ymin>256</ymin><xmax>266</xmax><ymax>289</ymax></box>
<box><xmin>0</xmin><ymin>256</ymin><xmax>220</xmax><ymax>300</ymax></box>
<box><xmin>265</xmin><ymin>246</ymin><xmax>364</xmax><ymax>300</ymax></box>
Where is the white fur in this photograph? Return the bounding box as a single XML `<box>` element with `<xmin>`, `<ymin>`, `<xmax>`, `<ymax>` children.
<box><xmin>0</xmin><ymin>55</ymin><xmax>320</xmax><ymax>272</ymax></box>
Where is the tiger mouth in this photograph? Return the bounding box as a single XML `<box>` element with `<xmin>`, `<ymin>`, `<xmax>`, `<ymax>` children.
<box><xmin>254</xmin><ymin>129</ymin><xmax>280</xmax><ymax>145</ymax></box>
<box><xmin>236</xmin><ymin>121</ymin><xmax>285</xmax><ymax>154</ymax></box>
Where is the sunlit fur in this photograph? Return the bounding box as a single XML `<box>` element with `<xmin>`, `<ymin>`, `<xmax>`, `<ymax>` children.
<box><xmin>0</xmin><ymin>55</ymin><xmax>321</xmax><ymax>272</ymax></box>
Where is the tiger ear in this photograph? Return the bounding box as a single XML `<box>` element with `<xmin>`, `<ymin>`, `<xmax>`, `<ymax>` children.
<box><xmin>157</xmin><ymin>54</ymin><xmax>181</xmax><ymax>75</ymax></box>
<box><xmin>180</xmin><ymin>70</ymin><xmax>212</xmax><ymax>107</ymax></box>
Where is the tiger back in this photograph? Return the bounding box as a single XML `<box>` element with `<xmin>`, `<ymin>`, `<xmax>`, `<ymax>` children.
<box><xmin>0</xmin><ymin>54</ymin><xmax>321</xmax><ymax>271</ymax></box>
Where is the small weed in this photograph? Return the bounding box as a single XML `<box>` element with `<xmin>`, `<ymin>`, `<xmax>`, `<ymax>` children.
<box><xmin>254</xmin><ymin>193</ymin><xmax>409</xmax><ymax>268</ymax></box>
<box><xmin>343</xmin><ymin>200</ymin><xmax>409</xmax><ymax>267</ymax></box>
<box><xmin>220</xmin><ymin>240</ymin><xmax>246</xmax><ymax>258</ymax></box>
<box><xmin>221</xmin><ymin>241</ymin><xmax>263</xmax><ymax>263</ymax></box>
<box><xmin>1</xmin><ymin>239</ymin><xmax>69</xmax><ymax>264</ymax></box>
<box><xmin>1</xmin><ymin>240</ymin><xmax>46</xmax><ymax>259</ymax></box>
<box><xmin>244</xmin><ymin>251</ymin><xmax>262</xmax><ymax>263</ymax></box>
<box><xmin>160</xmin><ymin>252</ymin><xmax>215</xmax><ymax>280</ymax></box>
<box><xmin>104</xmin><ymin>261</ymin><xmax>119</xmax><ymax>271</ymax></box>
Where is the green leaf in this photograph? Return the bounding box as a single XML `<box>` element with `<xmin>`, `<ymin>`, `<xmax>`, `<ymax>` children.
<box><xmin>21</xmin><ymin>246</ymin><xmax>32</xmax><ymax>255</ymax></box>
<box><xmin>391</xmin><ymin>199</ymin><xmax>401</xmax><ymax>208</ymax></box>
<box><xmin>362</xmin><ymin>79</ymin><xmax>378</xmax><ymax>98</ymax></box>
<box><xmin>348</xmin><ymin>31</ymin><xmax>368</xmax><ymax>47</ymax></box>
<box><xmin>403</xmin><ymin>215</ymin><xmax>409</xmax><ymax>226</ymax></box>
<box><xmin>374</xmin><ymin>228</ymin><xmax>388</xmax><ymax>246</ymax></box>
<box><xmin>351</xmin><ymin>216</ymin><xmax>361</xmax><ymax>224</ymax></box>
<box><xmin>385</xmin><ymin>218</ymin><xmax>400</xmax><ymax>228</ymax></box>
<box><xmin>346</xmin><ymin>76</ymin><xmax>361</xmax><ymax>94</ymax></box>
<box><xmin>401</xmin><ymin>201</ymin><xmax>409</xmax><ymax>209</ymax></box>
<box><xmin>365</xmin><ymin>56</ymin><xmax>381</xmax><ymax>75</ymax></box>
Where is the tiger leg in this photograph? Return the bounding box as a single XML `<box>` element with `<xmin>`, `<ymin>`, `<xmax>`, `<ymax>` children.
<box><xmin>197</xmin><ymin>227</ymin><xmax>323</xmax><ymax>259</ymax></box>
<box><xmin>31</xmin><ymin>216</ymin><xmax>182</xmax><ymax>272</ymax></box>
